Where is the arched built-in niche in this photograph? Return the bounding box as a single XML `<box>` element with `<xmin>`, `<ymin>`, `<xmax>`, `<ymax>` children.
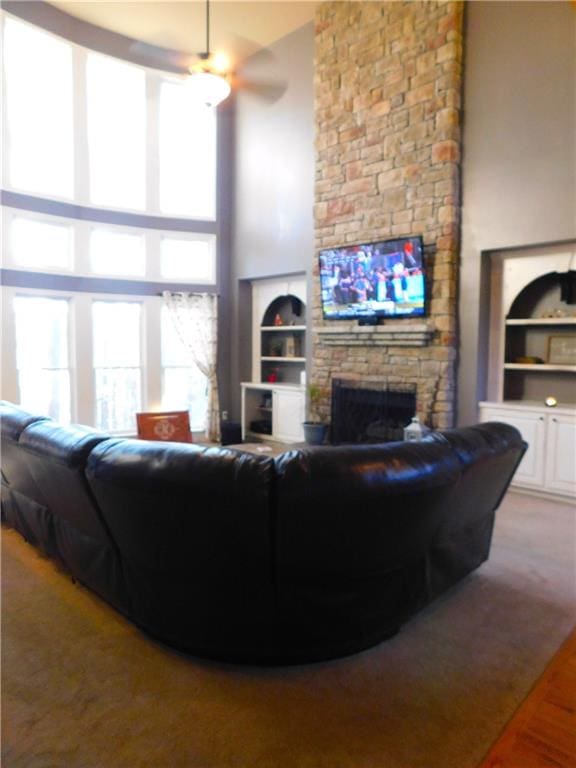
<box><xmin>260</xmin><ymin>294</ymin><xmax>306</xmax><ymax>386</ymax></box>
<box><xmin>480</xmin><ymin>243</ymin><xmax>576</xmax><ymax>499</ymax></box>
<box><xmin>486</xmin><ymin>244</ymin><xmax>576</xmax><ymax>405</ymax></box>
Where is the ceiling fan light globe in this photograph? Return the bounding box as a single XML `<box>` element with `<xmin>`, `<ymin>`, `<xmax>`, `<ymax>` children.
<box><xmin>186</xmin><ymin>70</ymin><xmax>231</xmax><ymax>108</ymax></box>
<box><xmin>210</xmin><ymin>52</ymin><xmax>230</xmax><ymax>74</ymax></box>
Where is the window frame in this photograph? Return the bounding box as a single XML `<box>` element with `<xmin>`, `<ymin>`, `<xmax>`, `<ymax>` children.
<box><xmin>2</xmin><ymin>286</ymin><xmax>211</xmax><ymax>435</ymax></box>
<box><xmin>1</xmin><ymin>11</ymin><xmax>218</xmax><ymax>223</ymax></box>
<box><xmin>1</xmin><ymin>208</ymin><xmax>217</xmax><ymax>286</ymax></box>
<box><xmin>0</xmin><ymin>8</ymin><xmax>223</xmax><ymax>436</ymax></box>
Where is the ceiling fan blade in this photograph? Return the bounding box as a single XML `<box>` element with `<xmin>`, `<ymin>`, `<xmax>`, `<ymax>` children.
<box><xmin>234</xmin><ymin>75</ymin><xmax>288</xmax><ymax>105</ymax></box>
<box><xmin>128</xmin><ymin>39</ymin><xmax>192</xmax><ymax>73</ymax></box>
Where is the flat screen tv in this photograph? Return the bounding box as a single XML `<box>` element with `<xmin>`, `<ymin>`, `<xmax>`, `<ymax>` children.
<box><xmin>319</xmin><ymin>235</ymin><xmax>426</xmax><ymax>322</ymax></box>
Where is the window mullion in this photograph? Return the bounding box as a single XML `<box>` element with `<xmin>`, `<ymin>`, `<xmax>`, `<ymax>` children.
<box><xmin>1</xmin><ymin>16</ymin><xmax>11</xmax><ymax>190</ymax></box>
<box><xmin>74</xmin><ymin>46</ymin><xmax>89</xmax><ymax>204</ymax></box>
<box><xmin>145</xmin><ymin>297</ymin><xmax>162</xmax><ymax>410</ymax></box>
<box><xmin>74</xmin><ymin>293</ymin><xmax>94</xmax><ymax>426</ymax></box>
<box><xmin>146</xmin><ymin>73</ymin><xmax>160</xmax><ymax>214</ymax></box>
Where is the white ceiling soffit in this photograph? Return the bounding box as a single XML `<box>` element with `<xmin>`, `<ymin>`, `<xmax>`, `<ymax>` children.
<box><xmin>50</xmin><ymin>1</ymin><xmax>317</xmax><ymax>69</ymax></box>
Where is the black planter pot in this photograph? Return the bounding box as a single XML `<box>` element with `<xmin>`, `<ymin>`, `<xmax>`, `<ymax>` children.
<box><xmin>302</xmin><ymin>421</ymin><xmax>329</xmax><ymax>446</ymax></box>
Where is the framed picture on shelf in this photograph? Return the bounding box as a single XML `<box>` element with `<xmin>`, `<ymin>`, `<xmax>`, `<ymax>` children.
<box><xmin>284</xmin><ymin>337</ymin><xmax>296</xmax><ymax>357</ymax></box>
<box><xmin>547</xmin><ymin>335</ymin><xmax>576</xmax><ymax>365</ymax></box>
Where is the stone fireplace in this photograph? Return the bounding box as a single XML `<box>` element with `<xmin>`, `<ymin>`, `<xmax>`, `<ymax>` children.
<box><xmin>312</xmin><ymin>1</ymin><xmax>463</xmax><ymax>430</ymax></box>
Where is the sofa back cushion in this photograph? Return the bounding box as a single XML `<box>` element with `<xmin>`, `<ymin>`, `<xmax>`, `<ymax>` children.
<box><xmin>427</xmin><ymin>422</ymin><xmax>526</xmax><ymax>516</ymax></box>
<box><xmin>273</xmin><ymin>440</ymin><xmax>461</xmax><ymax>652</ymax></box>
<box><xmin>275</xmin><ymin>440</ymin><xmax>460</xmax><ymax>579</ymax></box>
<box><xmin>85</xmin><ymin>440</ymin><xmax>276</xmax><ymax>648</ymax></box>
<box><xmin>17</xmin><ymin>420</ymin><xmax>128</xmax><ymax>608</ymax></box>
<box><xmin>20</xmin><ymin>420</ymin><xmax>112</xmax><ymax>542</ymax></box>
<box><xmin>422</xmin><ymin>422</ymin><xmax>527</xmax><ymax>596</ymax></box>
<box><xmin>0</xmin><ymin>401</ymin><xmax>49</xmax><ymax>503</ymax></box>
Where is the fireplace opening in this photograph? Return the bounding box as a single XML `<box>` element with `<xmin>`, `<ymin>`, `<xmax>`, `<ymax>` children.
<box><xmin>330</xmin><ymin>379</ymin><xmax>416</xmax><ymax>444</ymax></box>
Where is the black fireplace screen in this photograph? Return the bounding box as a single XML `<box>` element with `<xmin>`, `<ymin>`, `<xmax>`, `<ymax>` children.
<box><xmin>330</xmin><ymin>379</ymin><xmax>416</xmax><ymax>444</ymax></box>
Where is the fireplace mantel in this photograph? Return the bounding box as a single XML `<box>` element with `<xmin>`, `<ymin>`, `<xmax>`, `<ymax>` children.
<box><xmin>315</xmin><ymin>323</ymin><xmax>435</xmax><ymax>348</ymax></box>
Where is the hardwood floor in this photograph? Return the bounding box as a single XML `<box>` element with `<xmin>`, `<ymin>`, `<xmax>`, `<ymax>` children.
<box><xmin>478</xmin><ymin>627</ymin><xmax>576</xmax><ymax>767</ymax></box>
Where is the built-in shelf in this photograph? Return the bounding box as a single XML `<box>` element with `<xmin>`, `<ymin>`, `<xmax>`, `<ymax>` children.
<box><xmin>261</xmin><ymin>325</ymin><xmax>306</xmax><ymax>332</ymax></box>
<box><xmin>261</xmin><ymin>356</ymin><xmax>306</xmax><ymax>363</ymax></box>
<box><xmin>506</xmin><ymin>318</ymin><xmax>576</xmax><ymax>326</ymax></box>
<box><xmin>504</xmin><ymin>363</ymin><xmax>576</xmax><ymax>373</ymax></box>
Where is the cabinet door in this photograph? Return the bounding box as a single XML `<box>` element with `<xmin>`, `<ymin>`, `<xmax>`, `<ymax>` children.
<box><xmin>545</xmin><ymin>414</ymin><xmax>576</xmax><ymax>497</ymax></box>
<box><xmin>480</xmin><ymin>407</ymin><xmax>546</xmax><ymax>488</ymax></box>
<box><xmin>273</xmin><ymin>390</ymin><xmax>304</xmax><ymax>443</ymax></box>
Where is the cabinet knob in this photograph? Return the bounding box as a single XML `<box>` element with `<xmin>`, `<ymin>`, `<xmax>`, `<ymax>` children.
<box><xmin>539</xmin><ymin>416</ymin><xmax>545</xmax><ymax>421</ymax></box>
<box><xmin>551</xmin><ymin>417</ymin><xmax>557</xmax><ymax>423</ymax></box>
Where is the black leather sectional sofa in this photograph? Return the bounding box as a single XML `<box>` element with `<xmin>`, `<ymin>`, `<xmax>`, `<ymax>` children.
<box><xmin>1</xmin><ymin>400</ymin><xmax>526</xmax><ymax>664</ymax></box>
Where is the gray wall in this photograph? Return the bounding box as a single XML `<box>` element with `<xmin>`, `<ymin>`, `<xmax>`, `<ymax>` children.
<box><xmin>228</xmin><ymin>22</ymin><xmax>314</xmax><ymax>417</ymax></box>
<box><xmin>458</xmin><ymin>1</ymin><xmax>576</xmax><ymax>425</ymax></box>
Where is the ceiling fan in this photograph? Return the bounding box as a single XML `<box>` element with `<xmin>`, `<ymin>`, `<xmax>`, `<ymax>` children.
<box><xmin>129</xmin><ymin>0</ymin><xmax>287</xmax><ymax>108</ymax></box>
<box><xmin>185</xmin><ymin>0</ymin><xmax>231</xmax><ymax>107</ymax></box>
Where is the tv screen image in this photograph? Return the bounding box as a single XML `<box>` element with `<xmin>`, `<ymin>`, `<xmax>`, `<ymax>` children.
<box><xmin>319</xmin><ymin>235</ymin><xmax>426</xmax><ymax>320</ymax></box>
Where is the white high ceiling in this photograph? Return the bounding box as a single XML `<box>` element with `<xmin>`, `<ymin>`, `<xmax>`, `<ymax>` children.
<box><xmin>51</xmin><ymin>1</ymin><xmax>317</xmax><ymax>69</ymax></box>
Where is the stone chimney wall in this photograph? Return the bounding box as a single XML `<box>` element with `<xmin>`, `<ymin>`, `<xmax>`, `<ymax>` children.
<box><xmin>312</xmin><ymin>0</ymin><xmax>464</xmax><ymax>429</ymax></box>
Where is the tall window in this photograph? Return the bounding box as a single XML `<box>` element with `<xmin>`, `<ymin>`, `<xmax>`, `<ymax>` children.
<box><xmin>3</xmin><ymin>17</ymin><xmax>73</xmax><ymax>198</ymax></box>
<box><xmin>159</xmin><ymin>81</ymin><xmax>216</xmax><ymax>219</ymax></box>
<box><xmin>2</xmin><ymin>11</ymin><xmax>219</xmax><ymax>433</ymax></box>
<box><xmin>92</xmin><ymin>301</ymin><xmax>142</xmax><ymax>431</ymax></box>
<box><xmin>13</xmin><ymin>296</ymin><xmax>71</xmax><ymax>422</ymax></box>
<box><xmin>90</xmin><ymin>228</ymin><xmax>145</xmax><ymax>277</ymax></box>
<box><xmin>86</xmin><ymin>53</ymin><xmax>146</xmax><ymax>210</ymax></box>
<box><xmin>161</xmin><ymin>307</ymin><xmax>208</xmax><ymax>432</ymax></box>
<box><xmin>10</xmin><ymin>216</ymin><xmax>72</xmax><ymax>271</ymax></box>
<box><xmin>2</xmin><ymin>15</ymin><xmax>217</xmax><ymax>219</ymax></box>
<box><xmin>160</xmin><ymin>236</ymin><xmax>216</xmax><ymax>282</ymax></box>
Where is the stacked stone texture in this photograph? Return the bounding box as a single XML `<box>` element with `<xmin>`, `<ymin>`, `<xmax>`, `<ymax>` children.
<box><xmin>313</xmin><ymin>0</ymin><xmax>464</xmax><ymax>429</ymax></box>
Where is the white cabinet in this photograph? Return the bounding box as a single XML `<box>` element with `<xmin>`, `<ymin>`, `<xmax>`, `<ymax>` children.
<box><xmin>545</xmin><ymin>412</ymin><xmax>576</xmax><ymax>495</ymax></box>
<box><xmin>241</xmin><ymin>383</ymin><xmax>304</xmax><ymax>444</ymax></box>
<box><xmin>273</xmin><ymin>388</ymin><xmax>305</xmax><ymax>443</ymax></box>
<box><xmin>479</xmin><ymin>402</ymin><xmax>575</xmax><ymax>500</ymax></box>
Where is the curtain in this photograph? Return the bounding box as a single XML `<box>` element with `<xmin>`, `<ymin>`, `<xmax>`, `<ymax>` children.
<box><xmin>162</xmin><ymin>291</ymin><xmax>220</xmax><ymax>442</ymax></box>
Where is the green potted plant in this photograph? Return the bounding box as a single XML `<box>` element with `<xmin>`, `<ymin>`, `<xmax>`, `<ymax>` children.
<box><xmin>303</xmin><ymin>384</ymin><xmax>329</xmax><ymax>445</ymax></box>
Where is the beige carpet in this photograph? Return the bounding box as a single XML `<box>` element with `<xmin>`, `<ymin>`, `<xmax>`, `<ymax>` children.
<box><xmin>2</xmin><ymin>492</ymin><xmax>575</xmax><ymax>768</ymax></box>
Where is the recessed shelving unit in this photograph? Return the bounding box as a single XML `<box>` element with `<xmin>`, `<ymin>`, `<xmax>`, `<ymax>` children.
<box><xmin>243</xmin><ymin>276</ymin><xmax>307</xmax><ymax>444</ymax></box>
<box><xmin>481</xmin><ymin>244</ymin><xmax>576</xmax><ymax>501</ymax></box>
<box><xmin>501</xmin><ymin>273</ymin><xmax>576</xmax><ymax>403</ymax></box>
<box><xmin>259</xmin><ymin>296</ymin><xmax>306</xmax><ymax>386</ymax></box>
